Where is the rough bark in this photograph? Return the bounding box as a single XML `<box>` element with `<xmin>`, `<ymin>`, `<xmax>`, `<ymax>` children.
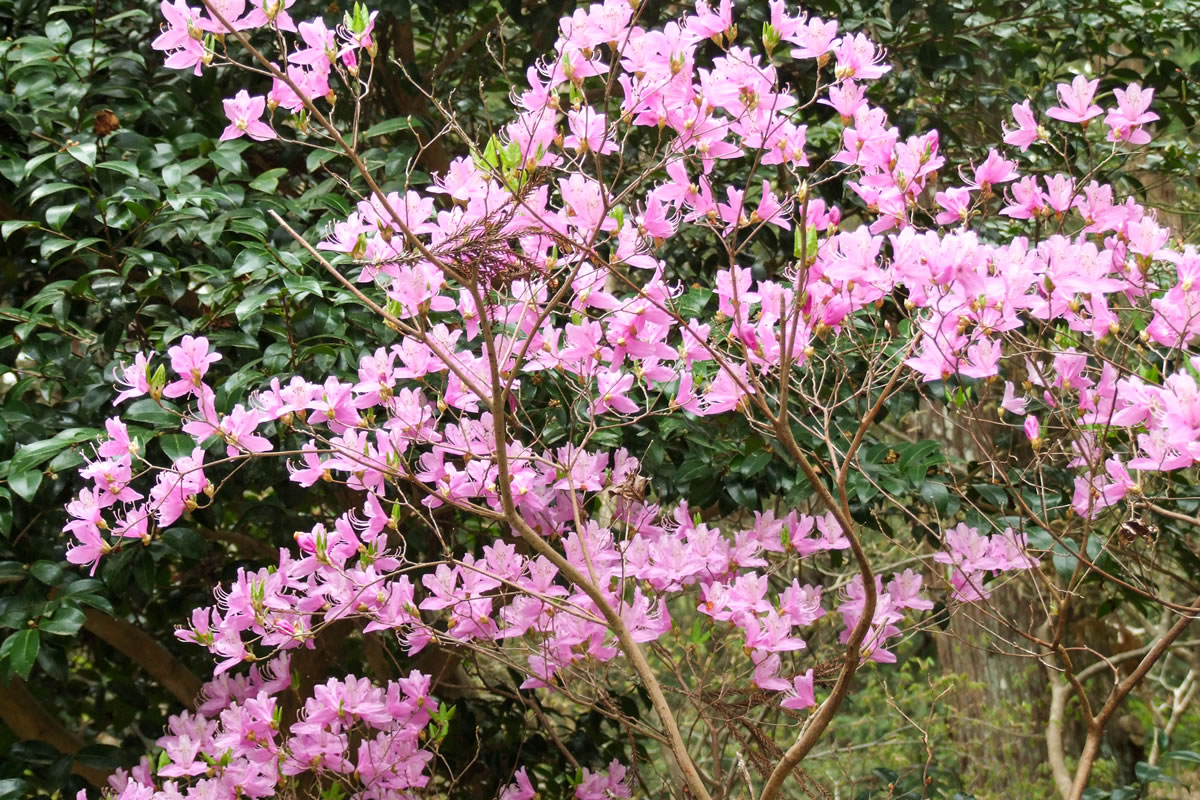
<box><xmin>934</xmin><ymin>583</ymin><xmax>1050</xmax><ymax>791</ymax></box>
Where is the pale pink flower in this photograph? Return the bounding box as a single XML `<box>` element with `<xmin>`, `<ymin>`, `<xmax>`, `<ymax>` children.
<box><xmin>219</xmin><ymin>90</ymin><xmax>276</xmax><ymax>142</ymax></box>
<box><xmin>1046</xmin><ymin>75</ymin><xmax>1102</xmax><ymax>124</ymax></box>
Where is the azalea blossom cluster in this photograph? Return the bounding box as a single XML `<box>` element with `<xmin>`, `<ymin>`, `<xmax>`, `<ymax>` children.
<box><xmin>68</xmin><ymin>0</ymin><xmax>1199</xmax><ymax>797</ymax></box>
<box><xmin>1004</xmin><ymin>74</ymin><xmax>1159</xmax><ymax>148</ymax></box>
<box><xmin>99</xmin><ymin>656</ymin><xmax>438</xmax><ymax>800</ymax></box>
<box><xmin>1042</xmin><ymin>346</ymin><xmax>1200</xmax><ymax>520</ymax></box>
<box><xmin>153</xmin><ymin>0</ymin><xmax>378</xmax><ymax>137</ymax></box>
<box><xmin>933</xmin><ymin>524</ymin><xmax>1039</xmax><ymax>602</ymax></box>
<box><xmin>497</xmin><ymin>761</ymin><xmax>629</xmax><ymax>800</ymax></box>
<box><xmin>75</xmin><ymin>313</ymin><xmax>1030</xmax><ymax>710</ymax></box>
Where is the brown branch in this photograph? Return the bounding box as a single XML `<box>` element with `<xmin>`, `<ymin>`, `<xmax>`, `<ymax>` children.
<box><xmin>82</xmin><ymin>609</ymin><xmax>203</xmax><ymax>707</ymax></box>
<box><xmin>196</xmin><ymin>527</ymin><xmax>276</xmax><ymax>559</ymax></box>
<box><xmin>465</xmin><ymin>265</ymin><xmax>715</xmax><ymax>800</ymax></box>
<box><xmin>758</xmin><ymin>341</ymin><xmax>918</xmax><ymax>800</ymax></box>
<box><xmin>0</xmin><ymin>677</ymin><xmax>110</xmax><ymax>787</ymax></box>
<box><xmin>1047</xmin><ymin>637</ymin><xmax>1200</xmax><ymax>799</ymax></box>
<box><xmin>1066</xmin><ymin>606</ymin><xmax>1200</xmax><ymax>800</ymax></box>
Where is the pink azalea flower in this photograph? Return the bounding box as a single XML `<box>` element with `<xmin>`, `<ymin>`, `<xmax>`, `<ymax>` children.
<box><xmin>821</xmin><ymin>80</ymin><xmax>868</xmax><ymax>120</ymax></box>
<box><xmin>163</xmin><ymin>335</ymin><xmax>221</xmax><ymax>399</ymax></box>
<box><xmin>196</xmin><ymin>0</ymin><xmax>248</xmax><ymax>33</ymax></box>
<box><xmin>242</xmin><ymin>0</ymin><xmax>297</xmax><ymax>32</ymax></box>
<box><xmin>219</xmin><ymin>90</ymin><xmax>276</xmax><ymax>142</ymax></box>
<box><xmin>780</xmin><ymin>669</ymin><xmax>816</xmax><ymax>710</ymax></box>
<box><xmin>887</xmin><ymin>569</ymin><xmax>934</xmax><ymax>611</ymax></box>
<box><xmin>592</xmin><ymin>371</ymin><xmax>639</xmax><ymax>415</ymax></box>
<box><xmin>500</xmin><ymin>767</ymin><xmax>536</xmax><ymax>800</ymax></box>
<box><xmin>1000</xmin><ymin>175</ymin><xmax>1046</xmax><ymax>220</ymax></box>
<box><xmin>268</xmin><ymin>64</ymin><xmax>329</xmax><ymax>113</ymax></box>
<box><xmin>686</xmin><ymin>0</ymin><xmax>733</xmax><ymax>42</ymax></box>
<box><xmin>97</xmin><ymin>417</ymin><xmax>137</xmax><ymax>459</ymax></box>
<box><xmin>968</xmin><ymin>149</ymin><xmax>1017</xmax><ymax>192</ymax></box>
<box><xmin>564</xmin><ymin>105</ymin><xmax>618</xmax><ymax>155</ymax></box>
<box><xmin>1043</xmin><ymin>173</ymin><xmax>1076</xmax><ymax>214</ymax></box>
<box><xmin>750</xmin><ymin>650</ymin><xmax>791</xmax><ymax>691</ymax></box>
<box><xmin>934</xmin><ymin>186</ymin><xmax>972</xmax><ymax>225</ymax></box>
<box><xmin>1003</xmin><ymin>99</ymin><xmax>1040</xmax><ymax>150</ymax></box>
<box><xmin>153</xmin><ymin>0</ymin><xmax>209</xmax><ymax>75</ymax></box>
<box><xmin>832</xmin><ymin>33</ymin><xmax>890</xmax><ymax>81</ymax></box>
<box><xmin>1001</xmin><ymin>381</ymin><xmax>1028</xmax><ymax>416</ymax></box>
<box><xmin>1046</xmin><ymin>75</ymin><xmax>1103</xmax><ymax>124</ymax></box>
<box><xmin>787</xmin><ymin>16</ymin><xmax>839</xmax><ymax>60</ymax></box>
<box><xmin>113</xmin><ymin>352</ymin><xmax>153</xmax><ymax>404</ymax></box>
<box><xmin>1104</xmin><ymin>83</ymin><xmax>1158</xmax><ymax>145</ymax></box>
<box><xmin>66</xmin><ymin>526</ymin><xmax>109</xmax><ymax>575</ymax></box>
<box><xmin>291</xmin><ymin>17</ymin><xmax>337</xmax><ymax>68</ymax></box>
<box><xmin>1024</xmin><ymin>414</ymin><xmax>1041</xmax><ymax>447</ymax></box>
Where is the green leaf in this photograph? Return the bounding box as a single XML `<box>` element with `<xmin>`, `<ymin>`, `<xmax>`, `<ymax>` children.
<box><xmin>28</xmin><ymin>561</ymin><xmax>63</xmax><ymax>585</ymax></box>
<box><xmin>474</xmin><ymin>134</ymin><xmax>504</xmax><ymax>172</ymax></box>
<box><xmin>104</xmin><ymin>8</ymin><xmax>150</xmax><ymax>22</ymax></box>
<box><xmin>209</xmin><ymin>147</ymin><xmax>245</xmax><ymax>175</ymax></box>
<box><xmin>10</xmin><ymin>428</ymin><xmax>100</xmax><ymax>473</ymax></box>
<box><xmin>72</xmin><ymin>593</ymin><xmax>114</xmax><ymax>616</ymax></box>
<box><xmin>229</xmin><ymin>217</ymin><xmax>268</xmax><ymax>240</ymax></box>
<box><xmin>159</xmin><ymin>434</ymin><xmax>197</xmax><ymax>462</ymax></box>
<box><xmin>45</xmin><ymin>202</ymin><xmax>78</xmax><ymax>230</ymax></box>
<box><xmin>306</xmin><ymin>149</ymin><xmax>338</xmax><ymax>173</ymax></box>
<box><xmin>1165</xmin><ymin>750</ymin><xmax>1200</xmax><ymax>765</ymax></box>
<box><xmin>66</xmin><ymin>143</ymin><xmax>96</xmax><ymax>167</ymax></box>
<box><xmin>39</xmin><ymin>606</ymin><xmax>86</xmax><ymax>636</ymax></box>
<box><xmin>1</xmin><ymin>630</ymin><xmax>40</xmax><ymax>680</ymax></box>
<box><xmin>163</xmin><ymin>162</ymin><xmax>182</xmax><ymax>188</ymax></box>
<box><xmin>60</xmin><ymin>579</ymin><xmax>104</xmax><ymax>596</ymax></box>
<box><xmin>124</xmin><ymin>398</ymin><xmax>179</xmax><ymax>426</ymax></box>
<box><xmin>29</xmin><ymin>181</ymin><xmax>81</xmax><ymax>204</ymax></box>
<box><xmin>162</xmin><ymin>527</ymin><xmax>208</xmax><ymax>559</ymax></box>
<box><xmin>1051</xmin><ymin>542</ymin><xmax>1077</xmax><ymax>581</ymax></box>
<box><xmin>1</xmin><ymin>221</ymin><xmax>35</xmax><ymax>240</ymax></box>
<box><xmin>74</xmin><ymin>743</ymin><xmax>126</xmax><ymax>770</ymax></box>
<box><xmin>96</xmin><ymin>161</ymin><xmax>139</xmax><ymax>178</ymax></box>
<box><xmin>793</xmin><ymin>223</ymin><xmax>819</xmax><ymax>262</ymax></box>
<box><xmin>0</xmin><ymin>779</ymin><xmax>31</xmax><ymax>800</ymax></box>
<box><xmin>502</xmin><ymin>138</ymin><xmax>522</xmax><ymax>170</ymax></box>
<box><xmin>737</xmin><ymin>450</ymin><xmax>772</xmax><ymax>477</ymax></box>
<box><xmin>8</xmin><ymin>470</ymin><xmax>42</xmax><ymax>502</ymax></box>
<box><xmin>973</xmin><ymin>483</ymin><xmax>1009</xmax><ymax>508</ymax></box>
<box><xmin>45</xmin><ymin>19</ymin><xmax>71</xmax><ymax>46</ymax></box>
<box><xmin>675</xmin><ymin>455</ymin><xmax>711</xmax><ymax>483</ymax></box>
<box><xmin>235</xmin><ymin>292</ymin><xmax>275</xmax><ymax>320</ymax></box>
<box><xmin>364</xmin><ymin>117</ymin><xmax>418</xmax><ymax>138</ymax></box>
<box><xmin>248</xmin><ymin>168</ymin><xmax>287</xmax><ymax>193</ymax></box>
<box><xmin>1135</xmin><ymin>761</ymin><xmax>1180</xmax><ymax>785</ymax></box>
<box><xmin>898</xmin><ymin>440</ymin><xmax>945</xmax><ymax>486</ymax></box>
<box><xmin>677</xmin><ymin>288</ymin><xmax>712</xmax><ymax>319</ymax></box>
<box><xmin>920</xmin><ymin>481</ymin><xmax>951</xmax><ymax>514</ymax></box>
<box><xmin>8</xmin><ymin>441</ymin><xmax>65</xmax><ymax>479</ymax></box>
<box><xmin>23</xmin><ymin>152</ymin><xmax>59</xmax><ymax>177</ymax></box>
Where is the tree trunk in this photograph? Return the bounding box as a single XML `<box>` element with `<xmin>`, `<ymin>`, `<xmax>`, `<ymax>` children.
<box><xmin>934</xmin><ymin>583</ymin><xmax>1050</xmax><ymax>791</ymax></box>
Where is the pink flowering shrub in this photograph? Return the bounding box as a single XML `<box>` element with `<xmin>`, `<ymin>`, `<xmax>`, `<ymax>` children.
<box><xmin>65</xmin><ymin>0</ymin><xmax>1200</xmax><ymax>798</ymax></box>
